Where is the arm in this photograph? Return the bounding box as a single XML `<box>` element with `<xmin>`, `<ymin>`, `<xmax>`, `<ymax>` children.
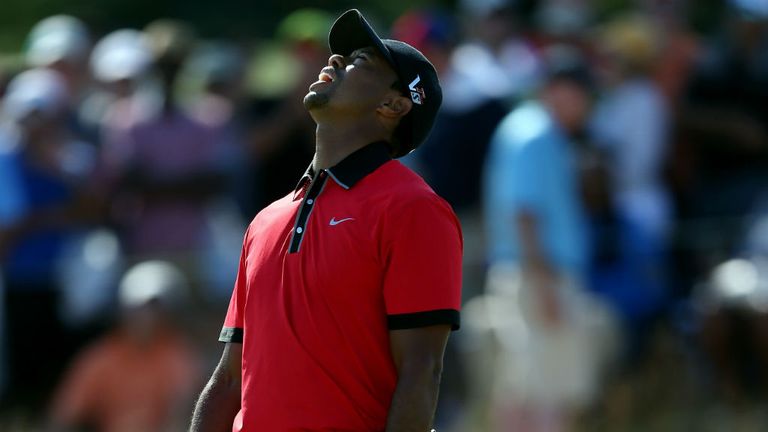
<box><xmin>517</xmin><ymin>209</ymin><xmax>548</xmax><ymax>268</ymax></box>
<box><xmin>385</xmin><ymin>325</ymin><xmax>451</xmax><ymax>432</ymax></box>
<box><xmin>189</xmin><ymin>342</ymin><xmax>242</xmax><ymax>432</ymax></box>
<box><xmin>516</xmin><ymin>210</ymin><xmax>561</xmax><ymax>324</ymax></box>
<box><xmin>0</xmin><ymin>190</ymin><xmax>106</xmax><ymax>259</ymax></box>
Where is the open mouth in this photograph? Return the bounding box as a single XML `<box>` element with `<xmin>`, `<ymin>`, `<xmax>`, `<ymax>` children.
<box><xmin>318</xmin><ymin>68</ymin><xmax>335</xmax><ymax>83</ymax></box>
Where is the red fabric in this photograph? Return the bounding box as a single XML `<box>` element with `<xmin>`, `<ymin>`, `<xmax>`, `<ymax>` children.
<box><xmin>221</xmin><ymin>160</ymin><xmax>462</xmax><ymax>431</ymax></box>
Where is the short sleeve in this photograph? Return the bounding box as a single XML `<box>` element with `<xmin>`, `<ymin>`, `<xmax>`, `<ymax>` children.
<box><xmin>219</xmin><ymin>229</ymin><xmax>250</xmax><ymax>343</ymax></box>
<box><xmin>382</xmin><ymin>196</ymin><xmax>463</xmax><ymax>330</ymax></box>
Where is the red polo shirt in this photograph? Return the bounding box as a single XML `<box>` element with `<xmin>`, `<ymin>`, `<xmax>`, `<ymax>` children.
<box><xmin>219</xmin><ymin>141</ymin><xmax>462</xmax><ymax>431</ymax></box>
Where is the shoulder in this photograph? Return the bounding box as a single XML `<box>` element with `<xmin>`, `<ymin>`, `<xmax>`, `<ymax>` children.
<box><xmin>244</xmin><ymin>192</ymin><xmax>295</xmax><ymax>238</ymax></box>
<box><xmin>492</xmin><ymin>102</ymin><xmax>553</xmax><ymax>151</ymax></box>
<box><xmin>69</xmin><ymin>335</ymin><xmax>122</xmax><ymax>372</ymax></box>
<box><xmin>379</xmin><ymin>161</ymin><xmax>451</xmax><ymax>206</ymax></box>
<box><xmin>252</xmin><ymin>192</ymin><xmax>295</xmax><ymax>221</ymax></box>
<box><xmin>374</xmin><ymin>161</ymin><xmax>461</xmax><ymax>232</ymax></box>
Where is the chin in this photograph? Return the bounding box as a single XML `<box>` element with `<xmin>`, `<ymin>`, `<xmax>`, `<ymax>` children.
<box><xmin>303</xmin><ymin>91</ymin><xmax>329</xmax><ymax>111</ymax></box>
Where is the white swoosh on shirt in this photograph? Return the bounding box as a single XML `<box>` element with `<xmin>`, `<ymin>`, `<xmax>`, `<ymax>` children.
<box><xmin>329</xmin><ymin>217</ymin><xmax>355</xmax><ymax>226</ymax></box>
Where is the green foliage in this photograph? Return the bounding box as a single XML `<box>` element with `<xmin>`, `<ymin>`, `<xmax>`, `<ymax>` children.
<box><xmin>0</xmin><ymin>0</ymin><xmax>446</xmax><ymax>53</ymax></box>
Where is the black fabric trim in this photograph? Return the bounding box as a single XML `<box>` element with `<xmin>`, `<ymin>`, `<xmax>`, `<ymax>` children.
<box><xmin>219</xmin><ymin>327</ymin><xmax>243</xmax><ymax>343</ymax></box>
<box><xmin>287</xmin><ymin>141</ymin><xmax>390</xmax><ymax>253</ymax></box>
<box><xmin>387</xmin><ymin>309</ymin><xmax>460</xmax><ymax>331</ymax></box>
<box><xmin>326</xmin><ymin>141</ymin><xmax>391</xmax><ymax>188</ymax></box>
<box><xmin>292</xmin><ymin>141</ymin><xmax>391</xmax><ymax>194</ymax></box>
<box><xmin>289</xmin><ymin>172</ymin><xmax>327</xmax><ymax>253</ymax></box>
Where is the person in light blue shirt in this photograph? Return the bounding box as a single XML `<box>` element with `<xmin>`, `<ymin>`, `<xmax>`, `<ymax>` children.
<box><xmin>484</xmin><ymin>100</ymin><xmax>589</xmax><ymax>278</ymax></box>
<box><xmin>477</xmin><ymin>47</ymin><xmax>616</xmax><ymax>432</ymax></box>
<box><xmin>484</xmin><ymin>44</ymin><xmax>594</xmax><ymax>284</ymax></box>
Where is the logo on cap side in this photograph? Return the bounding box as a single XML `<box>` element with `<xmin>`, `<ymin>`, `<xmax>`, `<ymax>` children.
<box><xmin>408</xmin><ymin>75</ymin><xmax>425</xmax><ymax>105</ymax></box>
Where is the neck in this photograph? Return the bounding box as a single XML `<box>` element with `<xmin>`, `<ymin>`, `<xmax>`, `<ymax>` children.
<box><xmin>543</xmin><ymin>101</ymin><xmax>577</xmax><ymax>137</ymax></box>
<box><xmin>313</xmin><ymin>120</ymin><xmax>388</xmax><ymax>170</ymax></box>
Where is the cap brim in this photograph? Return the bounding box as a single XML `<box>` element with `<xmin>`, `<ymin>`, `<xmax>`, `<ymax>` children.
<box><xmin>328</xmin><ymin>10</ymin><xmax>398</xmax><ymax>73</ymax></box>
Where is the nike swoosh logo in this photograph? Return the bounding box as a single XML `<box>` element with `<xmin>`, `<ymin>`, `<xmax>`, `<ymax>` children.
<box><xmin>329</xmin><ymin>217</ymin><xmax>355</xmax><ymax>226</ymax></box>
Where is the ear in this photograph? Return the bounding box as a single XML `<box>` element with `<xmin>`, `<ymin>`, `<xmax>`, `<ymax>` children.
<box><xmin>377</xmin><ymin>94</ymin><xmax>413</xmax><ymax>120</ymax></box>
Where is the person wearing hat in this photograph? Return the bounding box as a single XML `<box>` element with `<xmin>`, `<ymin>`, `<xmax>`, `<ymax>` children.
<box><xmin>0</xmin><ymin>68</ymin><xmax>98</xmax><ymax>410</ymax></box>
<box><xmin>48</xmin><ymin>261</ymin><xmax>201</xmax><ymax>431</ymax></box>
<box><xmin>24</xmin><ymin>15</ymin><xmax>91</xmax><ymax>96</ymax></box>
<box><xmin>190</xmin><ymin>9</ymin><xmax>462</xmax><ymax>432</ymax></box>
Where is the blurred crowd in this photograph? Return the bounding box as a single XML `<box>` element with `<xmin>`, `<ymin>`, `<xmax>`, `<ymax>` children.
<box><xmin>2</xmin><ymin>0</ymin><xmax>768</xmax><ymax>430</ymax></box>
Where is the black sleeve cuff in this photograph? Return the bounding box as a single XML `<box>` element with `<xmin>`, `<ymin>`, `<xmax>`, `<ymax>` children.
<box><xmin>219</xmin><ymin>327</ymin><xmax>243</xmax><ymax>343</ymax></box>
<box><xmin>387</xmin><ymin>309</ymin><xmax>460</xmax><ymax>331</ymax></box>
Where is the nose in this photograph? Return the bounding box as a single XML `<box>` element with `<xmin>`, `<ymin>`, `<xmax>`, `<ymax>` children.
<box><xmin>328</xmin><ymin>54</ymin><xmax>345</xmax><ymax>69</ymax></box>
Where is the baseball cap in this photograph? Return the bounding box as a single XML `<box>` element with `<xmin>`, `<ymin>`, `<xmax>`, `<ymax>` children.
<box><xmin>119</xmin><ymin>260</ymin><xmax>187</xmax><ymax>309</ymax></box>
<box><xmin>25</xmin><ymin>15</ymin><xmax>90</xmax><ymax>67</ymax></box>
<box><xmin>328</xmin><ymin>9</ymin><xmax>442</xmax><ymax>158</ymax></box>
<box><xmin>91</xmin><ymin>29</ymin><xmax>152</xmax><ymax>82</ymax></box>
<box><xmin>3</xmin><ymin>68</ymin><xmax>69</xmax><ymax>122</ymax></box>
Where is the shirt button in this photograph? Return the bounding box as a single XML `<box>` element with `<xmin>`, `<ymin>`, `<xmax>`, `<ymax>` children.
<box><xmin>296</xmin><ymin>227</ymin><xmax>303</xmax><ymax>234</ymax></box>
<box><xmin>306</xmin><ymin>199</ymin><xmax>314</xmax><ymax>205</ymax></box>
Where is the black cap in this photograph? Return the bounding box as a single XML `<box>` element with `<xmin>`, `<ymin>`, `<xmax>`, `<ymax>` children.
<box><xmin>329</xmin><ymin>9</ymin><xmax>442</xmax><ymax>158</ymax></box>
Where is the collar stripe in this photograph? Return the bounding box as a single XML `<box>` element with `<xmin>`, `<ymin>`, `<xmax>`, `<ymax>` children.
<box><xmin>294</xmin><ymin>141</ymin><xmax>391</xmax><ymax>193</ymax></box>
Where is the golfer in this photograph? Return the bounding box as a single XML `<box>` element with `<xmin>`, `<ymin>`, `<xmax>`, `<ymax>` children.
<box><xmin>190</xmin><ymin>9</ymin><xmax>462</xmax><ymax>432</ymax></box>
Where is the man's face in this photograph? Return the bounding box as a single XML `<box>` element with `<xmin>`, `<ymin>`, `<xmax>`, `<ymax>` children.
<box><xmin>546</xmin><ymin>79</ymin><xmax>591</xmax><ymax>133</ymax></box>
<box><xmin>303</xmin><ymin>46</ymin><xmax>400</xmax><ymax>116</ymax></box>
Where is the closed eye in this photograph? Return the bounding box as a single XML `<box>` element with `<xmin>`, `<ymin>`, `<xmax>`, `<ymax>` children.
<box><xmin>351</xmin><ymin>49</ymin><xmax>374</xmax><ymax>62</ymax></box>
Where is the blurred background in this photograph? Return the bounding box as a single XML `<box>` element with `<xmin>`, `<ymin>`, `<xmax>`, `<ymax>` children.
<box><xmin>1</xmin><ymin>0</ymin><xmax>768</xmax><ymax>430</ymax></box>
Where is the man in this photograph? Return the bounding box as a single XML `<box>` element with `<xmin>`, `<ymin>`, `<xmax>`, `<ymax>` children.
<box><xmin>479</xmin><ymin>47</ymin><xmax>615</xmax><ymax>431</ymax></box>
<box><xmin>190</xmin><ymin>9</ymin><xmax>462</xmax><ymax>432</ymax></box>
<box><xmin>0</xmin><ymin>68</ymin><xmax>97</xmax><ymax>411</ymax></box>
<box><xmin>48</xmin><ymin>261</ymin><xmax>201</xmax><ymax>432</ymax></box>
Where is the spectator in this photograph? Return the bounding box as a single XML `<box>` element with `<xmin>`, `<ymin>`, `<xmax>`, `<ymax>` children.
<box><xmin>588</xmin><ymin>13</ymin><xmax>671</xmax><ymax>360</ymax></box>
<box><xmin>24</xmin><ymin>15</ymin><xmax>97</xmax><ymax>144</ymax></box>
<box><xmin>182</xmin><ymin>41</ymin><xmax>252</xmax><ymax>218</ymax></box>
<box><xmin>48</xmin><ymin>261</ymin><xmax>201</xmax><ymax>432</ymax></box>
<box><xmin>101</xmin><ymin>21</ymin><xmax>227</xmax><ymax>264</ymax></box>
<box><xmin>455</xmin><ymin>0</ymin><xmax>542</xmax><ymax>105</ymax></box>
<box><xmin>24</xmin><ymin>15</ymin><xmax>90</xmax><ymax>98</ymax></box>
<box><xmin>83</xmin><ymin>28</ymin><xmax>156</xmax><ymax>146</ymax></box>
<box><xmin>475</xmin><ymin>46</ymin><xmax>615</xmax><ymax>432</ymax></box>
<box><xmin>179</xmin><ymin>42</ymin><xmax>251</xmax><ymax>301</ymax></box>
<box><xmin>0</xmin><ymin>68</ymin><xmax>97</xmax><ymax>410</ymax></box>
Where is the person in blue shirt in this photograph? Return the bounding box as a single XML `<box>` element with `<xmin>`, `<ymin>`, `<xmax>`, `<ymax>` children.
<box><xmin>480</xmin><ymin>47</ymin><xmax>616</xmax><ymax>431</ymax></box>
<box><xmin>0</xmin><ymin>68</ymin><xmax>97</xmax><ymax>411</ymax></box>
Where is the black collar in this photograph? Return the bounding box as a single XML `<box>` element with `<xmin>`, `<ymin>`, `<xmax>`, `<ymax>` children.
<box><xmin>295</xmin><ymin>141</ymin><xmax>391</xmax><ymax>192</ymax></box>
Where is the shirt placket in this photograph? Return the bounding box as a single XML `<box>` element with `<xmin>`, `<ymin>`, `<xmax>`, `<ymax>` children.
<box><xmin>289</xmin><ymin>170</ymin><xmax>328</xmax><ymax>253</ymax></box>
